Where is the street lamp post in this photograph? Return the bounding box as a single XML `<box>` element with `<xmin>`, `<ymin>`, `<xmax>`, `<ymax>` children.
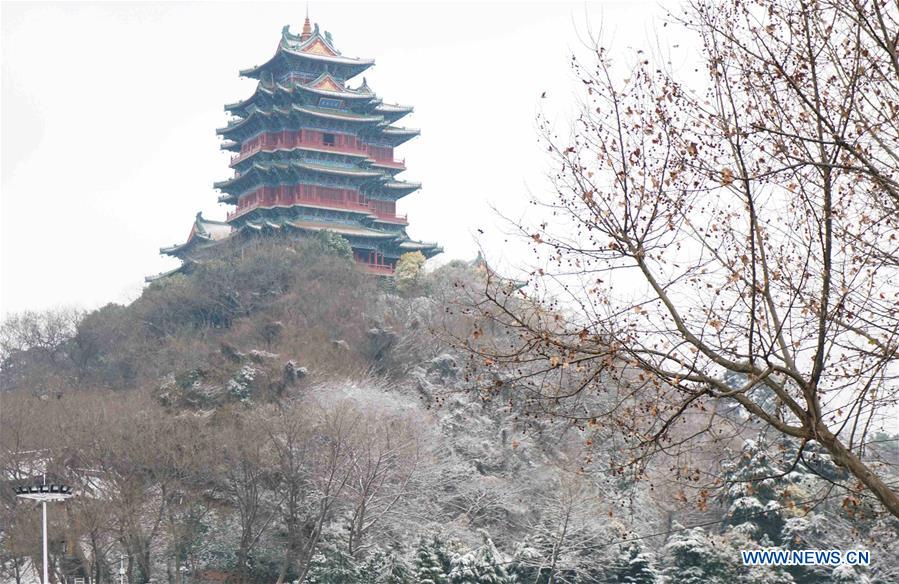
<box><xmin>15</xmin><ymin>479</ymin><xmax>74</xmax><ymax>584</ymax></box>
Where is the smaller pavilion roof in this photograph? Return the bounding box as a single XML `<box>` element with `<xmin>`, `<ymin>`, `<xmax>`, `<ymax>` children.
<box><xmin>160</xmin><ymin>213</ymin><xmax>233</xmax><ymax>257</ymax></box>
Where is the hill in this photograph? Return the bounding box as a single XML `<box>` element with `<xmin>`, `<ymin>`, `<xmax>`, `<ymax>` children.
<box><xmin>1</xmin><ymin>238</ymin><xmax>897</xmax><ymax>584</ymax></box>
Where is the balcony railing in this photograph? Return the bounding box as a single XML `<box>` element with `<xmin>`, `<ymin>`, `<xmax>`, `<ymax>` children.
<box><xmin>226</xmin><ymin>199</ymin><xmax>408</xmax><ymax>225</ymax></box>
<box><xmin>231</xmin><ymin>148</ymin><xmax>406</xmax><ymax>171</ymax></box>
<box><xmin>230</xmin><ymin>135</ymin><xmax>403</xmax><ymax>168</ymax></box>
<box><xmin>231</xmin><ymin>142</ymin><xmax>373</xmax><ymax>166</ymax></box>
<box><xmin>358</xmin><ymin>262</ymin><xmax>395</xmax><ymax>276</ymax></box>
<box><xmin>370</xmin><ymin>158</ymin><xmax>406</xmax><ymax>169</ymax></box>
<box><xmin>371</xmin><ymin>212</ymin><xmax>409</xmax><ymax>224</ymax></box>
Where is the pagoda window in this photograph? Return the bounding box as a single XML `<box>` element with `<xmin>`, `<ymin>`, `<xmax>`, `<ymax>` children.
<box><xmin>371</xmin><ymin>200</ymin><xmax>395</xmax><ymax>216</ymax></box>
<box><xmin>323</xmin><ymin>133</ymin><xmax>336</xmax><ymax>147</ymax></box>
<box><xmin>368</xmin><ymin>145</ymin><xmax>393</xmax><ymax>161</ymax></box>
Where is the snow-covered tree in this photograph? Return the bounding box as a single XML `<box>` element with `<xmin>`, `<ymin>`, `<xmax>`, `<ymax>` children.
<box><xmin>312</xmin><ymin>230</ymin><xmax>353</xmax><ymax>261</ymax></box>
<box><xmin>724</xmin><ymin>530</ymin><xmax>795</xmax><ymax>584</ymax></box>
<box><xmin>360</xmin><ymin>547</ymin><xmax>412</xmax><ymax>584</ymax></box>
<box><xmin>505</xmin><ymin>538</ymin><xmax>544</xmax><ymax>584</ymax></box>
<box><xmin>414</xmin><ymin>537</ymin><xmax>449</xmax><ymax>584</ymax></box>
<box><xmin>380</xmin><ymin>551</ymin><xmax>413</xmax><ymax>584</ymax></box>
<box><xmin>306</xmin><ymin>543</ymin><xmax>360</xmax><ymax>584</ymax></box>
<box><xmin>611</xmin><ymin>544</ymin><xmax>659</xmax><ymax>583</ymax></box>
<box><xmin>719</xmin><ymin>439</ymin><xmax>790</xmax><ymax>544</ymax></box>
<box><xmin>660</xmin><ymin>526</ymin><xmax>738</xmax><ymax>584</ymax></box>
<box><xmin>830</xmin><ymin>564</ymin><xmax>871</xmax><ymax>584</ymax></box>
<box><xmin>448</xmin><ymin>534</ymin><xmax>516</xmax><ymax>584</ymax></box>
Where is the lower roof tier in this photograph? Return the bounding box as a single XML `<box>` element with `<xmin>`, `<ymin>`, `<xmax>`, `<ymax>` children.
<box><xmin>226</xmin><ymin>193</ymin><xmax>410</xmax><ymax>226</ymax></box>
<box><xmin>161</xmin><ymin>212</ymin><xmax>441</xmax><ymax>262</ymax></box>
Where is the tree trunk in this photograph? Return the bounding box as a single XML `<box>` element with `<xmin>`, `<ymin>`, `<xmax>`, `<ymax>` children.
<box><xmin>13</xmin><ymin>556</ymin><xmax>23</xmax><ymax>584</ymax></box>
<box><xmin>817</xmin><ymin>426</ymin><xmax>899</xmax><ymax>518</ymax></box>
<box><xmin>273</xmin><ymin>544</ymin><xmax>296</xmax><ymax>584</ymax></box>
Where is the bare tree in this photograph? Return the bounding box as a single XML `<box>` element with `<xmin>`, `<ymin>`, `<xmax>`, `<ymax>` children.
<box><xmin>286</xmin><ymin>400</ymin><xmax>359</xmax><ymax>584</ymax></box>
<box><xmin>459</xmin><ymin>0</ymin><xmax>899</xmax><ymax>518</ymax></box>
<box><xmin>343</xmin><ymin>407</ymin><xmax>423</xmax><ymax>559</ymax></box>
<box><xmin>216</xmin><ymin>409</ymin><xmax>280</xmax><ymax>584</ymax></box>
<box><xmin>517</xmin><ymin>472</ymin><xmax>613</xmax><ymax>584</ymax></box>
<box><xmin>0</xmin><ymin>308</ymin><xmax>82</xmax><ymax>360</ymax></box>
<box><xmin>261</xmin><ymin>400</ymin><xmax>353</xmax><ymax>584</ymax></box>
<box><xmin>0</xmin><ymin>308</ymin><xmax>83</xmax><ymax>391</ymax></box>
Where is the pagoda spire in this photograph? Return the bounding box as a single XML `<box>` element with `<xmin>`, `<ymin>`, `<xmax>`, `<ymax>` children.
<box><xmin>301</xmin><ymin>6</ymin><xmax>312</xmax><ymax>41</ymax></box>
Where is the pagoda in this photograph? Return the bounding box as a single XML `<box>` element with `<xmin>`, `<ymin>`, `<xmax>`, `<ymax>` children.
<box><xmin>158</xmin><ymin>15</ymin><xmax>441</xmax><ymax>276</ymax></box>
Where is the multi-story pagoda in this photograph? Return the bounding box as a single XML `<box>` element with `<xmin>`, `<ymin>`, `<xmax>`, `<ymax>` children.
<box><xmin>158</xmin><ymin>16</ymin><xmax>441</xmax><ymax>276</ymax></box>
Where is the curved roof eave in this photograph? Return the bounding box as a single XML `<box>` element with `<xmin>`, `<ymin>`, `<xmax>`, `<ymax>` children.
<box><xmin>299</xmin><ymin>82</ymin><xmax>376</xmax><ymax>101</ymax></box>
<box><xmin>384</xmin><ymin>180</ymin><xmax>422</xmax><ymax>190</ymax></box>
<box><xmin>216</xmin><ymin>109</ymin><xmax>262</xmax><ymax>135</ymax></box>
<box><xmin>240</xmin><ymin>45</ymin><xmax>374</xmax><ymax>79</ymax></box>
<box><xmin>294</xmin><ymin>160</ymin><xmax>382</xmax><ymax>177</ymax></box>
<box><xmin>216</xmin><ymin>159</ymin><xmax>381</xmax><ymax>190</ymax></box>
<box><xmin>292</xmin><ymin>104</ymin><xmax>382</xmax><ymax>123</ymax></box>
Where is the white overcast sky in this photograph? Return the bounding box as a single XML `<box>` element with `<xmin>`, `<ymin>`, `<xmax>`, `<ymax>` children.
<box><xmin>1</xmin><ymin>0</ymin><xmax>685</xmax><ymax>316</ymax></box>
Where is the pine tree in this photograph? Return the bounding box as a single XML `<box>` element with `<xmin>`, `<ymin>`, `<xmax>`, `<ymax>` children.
<box><xmin>830</xmin><ymin>564</ymin><xmax>871</xmax><ymax>584</ymax></box>
<box><xmin>312</xmin><ymin>230</ymin><xmax>354</xmax><ymax>261</ymax></box>
<box><xmin>357</xmin><ymin>546</ymin><xmax>412</xmax><ymax>584</ymax></box>
<box><xmin>719</xmin><ymin>439</ymin><xmax>789</xmax><ymax>544</ymax></box>
<box><xmin>661</xmin><ymin>526</ymin><xmax>737</xmax><ymax>584</ymax></box>
<box><xmin>306</xmin><ymin>543</ymin><xmax>360</xmax><ymax>584</ymax></box>
<box><xmin>379</xmin><ymin>551</ymin><xmax>412</xmax><ymax>584</ymax></box>
<box><xmin>724</xmin><ymin>531</ymin><xmax>795</xmax><ymax>584</ymax></box>
<box><xmin>359</xmin><ymin>550</ymin><xmax>387</xmax><ymax>584</ymax></box>
<box><xmin>415</xmin><ymin>537</ymin><xmax>449</xmax><ymax>584</ymax></box>
<box><xmin>612</xmin><ymin>544</ymin><xmax>659</xmax><ymax>583</ymax></box>
<box><xmin>506</xmin><ymin>538</ymin><xmax>544</xmax><ymax>584</ymax></box>
<box><xmin>448</xmin><ymin>533</ymin><xmax>516</xmax><ymax>584</ymax></box>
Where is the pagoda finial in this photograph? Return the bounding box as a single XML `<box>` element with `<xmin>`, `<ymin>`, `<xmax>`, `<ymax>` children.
<box><xmin>301</xmin><ymin>6</ymin><xmax>312</xmax><ymax>41</ymax></box>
